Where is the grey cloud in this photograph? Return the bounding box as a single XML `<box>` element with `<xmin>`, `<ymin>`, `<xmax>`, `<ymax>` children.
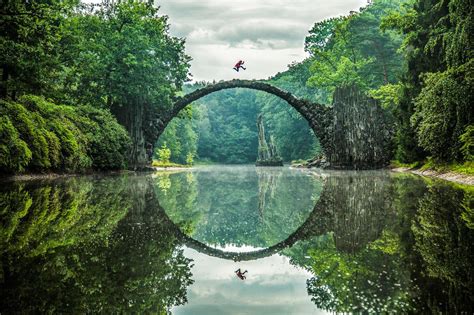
<box><xmin>155</xmin><ymin>0</ymin><xmax>367</xmax><ymax>80</ymax></box>
<box><xmin>213</xmin><ymin>21</ymin><xmax>306</xmax><ymax>49</ymax></box>
<box><xmin>174</xmin><ymin>277</ymin><xmax>327</xmax><ymax>315</ymax></box>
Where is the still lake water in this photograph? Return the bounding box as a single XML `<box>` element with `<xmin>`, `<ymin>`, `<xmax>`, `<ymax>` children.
<box><xmin>0</xmin><ymin>166</ymin><xmax>473</xmax><ymax>314</ymax></box>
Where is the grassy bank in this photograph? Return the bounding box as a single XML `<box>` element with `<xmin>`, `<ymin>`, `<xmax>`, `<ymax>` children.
<box><xmin>391</xmin><ymin>159</ymin><xmax>474</xmax><ymax>185</ymax></box>
<box><xmin>391</xmin><ymin>159</ymin><xmax>474</xmax><ymax>176</ymax></box>
<box><xmin>151</xmin><ymin>161</ymin><xmax>192</xmax><ymax>168</ymax></box>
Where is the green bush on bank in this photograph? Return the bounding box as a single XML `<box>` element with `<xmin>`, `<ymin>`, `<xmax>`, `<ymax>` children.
<box><xmin>0</xmin><ymin>116</ymin><xmax>32</xmax><ymax>172</ymax></box>
<box><xmin>0</xmin><ymin>96</ymin><xmax>130</xmax><ymax>174</ymax></box>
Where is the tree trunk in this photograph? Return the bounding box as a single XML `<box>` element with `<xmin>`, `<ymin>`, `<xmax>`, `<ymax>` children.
<box><xmin>112</xmin><ymin>100</ymin><xmax>148</xmax><ymax>170</ymax></box>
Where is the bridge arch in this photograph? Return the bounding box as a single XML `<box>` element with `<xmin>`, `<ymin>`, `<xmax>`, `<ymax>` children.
<box><xmin>161</xmin><ymin>79</ymin><xmax>332</xmax><ymax>153</ymax></box>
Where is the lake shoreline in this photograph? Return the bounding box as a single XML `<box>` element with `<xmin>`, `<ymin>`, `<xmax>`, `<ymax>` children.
<box><xmin>391</xmin><ymin>167</ymin><xmax>474</xmax><ymax>186</ymax></box>
<box><xmin>0</xmin><ymin>166</ymin><xmax>196</xmax><ymax>182</ymax></box>
<box><xmin>0</xmin><ymin>170</ymin><xmax>137</xmax><ymax>183</ymax></box>
<box><xmin>2</xmin><ymin>165</ymin><xmax>472</xmax><ymax>186</ymax></box>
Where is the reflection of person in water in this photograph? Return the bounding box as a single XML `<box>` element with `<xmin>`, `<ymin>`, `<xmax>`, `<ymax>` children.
<box><xmin>235</xmin><ymin>268</ymin><xmax>248</xmax><ymax>280</ymax></box>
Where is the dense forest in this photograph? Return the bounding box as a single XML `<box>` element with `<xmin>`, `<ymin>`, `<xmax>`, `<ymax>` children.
<box><xmin>0</xmin><ymin>0</ymin><xmax>472</xmax><ymax>173</ymax></box>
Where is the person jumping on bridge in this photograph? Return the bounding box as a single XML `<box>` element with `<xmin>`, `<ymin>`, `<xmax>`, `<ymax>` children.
<box><xmin>235</xmin><ymin>268</ymin><xmax>248</xmax><ymax>280</ymax></box>
<box><xmin>233</xmin><ymin>60</ymin><xmax>246</xmax><ymax>72</ymax></box>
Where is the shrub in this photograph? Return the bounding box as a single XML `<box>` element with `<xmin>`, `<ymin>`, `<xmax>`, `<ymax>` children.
<box><xmin>0</xmin><ymin>95</ymin><xmax>130</xmax><ymax>173</ymax></box>
<box><xmin>75</xmin><ymin>106</ymin><xmax>131</xmax><ymax>170</ymax></box>
<box><xmin>20</xmin><ymin>95</ymin><xmax>92</xmax><ymax>171</ymax></box>
<box><xmin>156</xmin><ymin>142</ymin><xmax>171</xmax><ymax>164</ymax></box>
<box><xmin>0</xmin><ymin>116</ymin><xmax>32</xmax><ymax>173</ymax></box>
<box><xmin>0</xmin><ymin>100</ymin><xmax>51</xmax><ymax>170</ymax></box>
<box><xmin>460</xmin><ymin>125</ymin><xmax>474</xmax><ymax>161</ymax></box>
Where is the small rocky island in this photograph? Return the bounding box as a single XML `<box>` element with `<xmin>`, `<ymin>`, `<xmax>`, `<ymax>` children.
<box><xmin>256</xmin><ymin>114</ymin><xmax>283</xmax><ymax>166</ymax></box>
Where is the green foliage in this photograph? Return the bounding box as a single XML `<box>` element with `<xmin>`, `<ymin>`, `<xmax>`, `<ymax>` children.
<box><xmin>184</xmin><ymin>74</ymin><xmax>320</xmax><ymax>164</ymax></box>
<box><xmin>59</xmin><ymin>2</ymin><xmax>190</xmax><ymax>109</ymax></box>
<box><xmin>156</xmin><ymin>142</ymin><xmax>171</xmax><ymax>164</ymax></box>
<box><xmin>0</xmin><ymin>177</ymin><xmax>194</xmax><ymax>313</ymax></box>
<box><xmin>0</xmin><ymin>96</ymin><xmax>130</xmax><ymax>173</ymax></box>
<box><xmin>191</xmin><ymin>87</ymin><xmax>260</xmax><ymax>164</ymax></box>
<box><xmin>154</xmin><ymin>167</ymin><xmax>322</xmax><ymax>247</ymax></box>
<box><xmin>411</xmin><ymin>61</ymin><xmax>473</xmax><ymax>161</ymax></box>
<box><xmin>186</xmin><ymin>152</ymin><xmax>194</xmax><ymax>165</ymax></box>
<box><xmin>58</xmin><ymin>2</ymin><xmax>191</xmax><ymax>166</ymax></box>
<box><xmin>369</xmin><ymin>83</ymin><xmax>402</xmax><ymax>110</ymax></box>
<box><xmin>306</xmin><ymin>233</ymin><xmax>411</xmax><ymax>313</ymax></box>
<box><xmin>419</xmin><ymin>158</ymin><xmax>474</xmax><ymax>176</ymax></box>
<box><xmin>460</xmin><ymin>125</ymin><xmax>474</xmax><ymax>161</ymax></box>
<box><xmin>306</xmin><ymin>0</ymin><xmax>407</xmax><ymax>102</ymax></box>
<box><xmin>20</xmin><ymin>95</ymin><xmax>91</xmax><ymax>171</ymax></box>
<box><xmin>259</xmin><ymin>61</ymin><xmax>323</xmax><ymax>161</ymax></box>
<box><xmin>0</xmin><ymin>0</ymin><xmax>76</xmax><ymax>98</ymax></box>
<box><xmin>156</xmin><ymin>108</ymin><xmax>198</xmax><ymax>165</ymax></box>
<box><xmin>0</xmin><ymin>99</ymin><xmax>55</xmax><ymax>170</ymax></box>
<box><xmin>305</xmin><ymin>17</ymin><xmax>341</xmax><ymax>52</ymax></box>
<box><xmin>74</xmin><ymin>106</ymin><xmax>131</xmax><ymax>170</ymax></box>
<box><xmin>0</xmin><ymin>116</ymin><xmax>32</xmax><ymax>173</ymax></box>
<box><xmin>1</xmin><ymin>0</ymin><xmax>189</xmax><ymax>171</ymax></box>
<box><xmin>413</xmin><ymin>182</ymin><xmax>474</xmax><ymax>291</ymax></box>
<box><xmin>386</xmin><ymin>0</ymin><xmax>473</xmax><ymax>163</ymax></box>
<box><xmin>151</xmin><ymin>161</ymin><xmax>190</xmax><ymax>168</ymax></box>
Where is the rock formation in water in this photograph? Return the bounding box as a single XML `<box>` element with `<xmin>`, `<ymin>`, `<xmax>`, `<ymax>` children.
<box><xmin>256</xmin><ymin>114</ymin><xmax>283</xmax><ymax>166</ymax></box>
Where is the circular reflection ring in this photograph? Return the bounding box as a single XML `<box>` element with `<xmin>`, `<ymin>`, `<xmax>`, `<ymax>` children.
<box><xmin>156</xmin><ymin>181</ymin><xmax>332</xmax><ymax>261</ymax></box>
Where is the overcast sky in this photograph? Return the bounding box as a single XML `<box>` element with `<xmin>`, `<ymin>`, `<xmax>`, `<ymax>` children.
<box><xmin>172</xmin><ymin>247</ymin><xmax>330</xmax><ymax>314</ymax></box>
<box><xmin>156</xmin><ymin>0</ymin><xmax>367</xmax><ymax>81</ymax></box>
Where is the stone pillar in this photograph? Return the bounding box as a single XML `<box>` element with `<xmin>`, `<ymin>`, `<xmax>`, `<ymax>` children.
<box><xmin>325</xmin><ymin>86</ymin><xmax>394</xmax><ymax>169</ymax></box>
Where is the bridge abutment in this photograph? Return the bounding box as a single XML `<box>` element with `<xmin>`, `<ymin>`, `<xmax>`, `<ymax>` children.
<box><xmin>325</xmin><ymin>86</ymin><xmax>394</xmax><ymax>169</ymax></box>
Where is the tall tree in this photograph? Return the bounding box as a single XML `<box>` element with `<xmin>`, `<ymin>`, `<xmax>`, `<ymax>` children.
<box><xmin>59</xmin><ymin>2</ymin><xmax>191</xmax><ymax>168</ymax></box>
<box><xmin>386</xmin><ymin>0</ymin><xmax>473</xmax><ymax>162</ymax></box>
<box><xmin>0</xmin><ymin>0</ymin><xmax>76</xmax><ymax>99</ymax></box>
<box><xmin>305</xmin><ymin>0</ymin><xmax>406</xmax><ymax>102</ymax></box>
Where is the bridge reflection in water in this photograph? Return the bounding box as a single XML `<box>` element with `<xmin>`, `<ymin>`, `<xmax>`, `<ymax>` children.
<box><xmin>156</xmin><ymin>170</ymin><xmax>393</xmax><ymax>261</ymax></box>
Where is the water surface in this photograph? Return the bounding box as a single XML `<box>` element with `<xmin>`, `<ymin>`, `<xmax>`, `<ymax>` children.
<box><xmin>0</xmin><ymin>166</ymin><xmax>472</xmax><ymax>314</ymax></box>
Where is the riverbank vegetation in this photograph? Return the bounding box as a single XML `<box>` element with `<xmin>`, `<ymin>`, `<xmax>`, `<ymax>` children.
<box><xmin>0</xmin><ymin>96</ymin><xmax>130</xmax><ymax>173</ymax></box>
<box><xmin>0</xmin><ymin>0</ymin><xmax>472</xmax><ymax>175</ymax></box>
<box><xmin>1</xmin><ymin>1</ymin><xmax>189</xmax><ymax>174</ymax></box>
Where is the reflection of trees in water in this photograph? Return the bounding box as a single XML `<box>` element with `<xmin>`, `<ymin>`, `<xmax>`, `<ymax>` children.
<box><xmin>0</xmin><ymin>177</ymin><xmax>194</xmax><ymax>313</ymax></box>
<box><xmin>412</xmin><ymin>182</ymin><xmax>474</xmax><ymax>313</ymax></box>
<box><xmin>300</xmin><ymin>172</ymin><xmax>410</xmax><ymax>313</ymax></box>
<box><xmin>155</xmin><ymin>168</ymin><xmax>323</xmax><ymax>248</ymax></box>
<box><xmin>256</xmin><ymin>168</ymin><xmax>281</xmax><ymax>219</ymax></box>
<box><xmin>153</xmin><ymin>171</ymin><xmax>200</xmax><ymax>235</ymax></box>
<box><xmin>285</xmin><ymin>173</ymin><xmax>474</xmax><ymax>313</ymax></box>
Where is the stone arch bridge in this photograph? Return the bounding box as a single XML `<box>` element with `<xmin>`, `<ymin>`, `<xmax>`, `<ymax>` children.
<box><xmin>157</xmin><ymin>79</ymin><xmax>392</xmax><ymax>169</ymax></box>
